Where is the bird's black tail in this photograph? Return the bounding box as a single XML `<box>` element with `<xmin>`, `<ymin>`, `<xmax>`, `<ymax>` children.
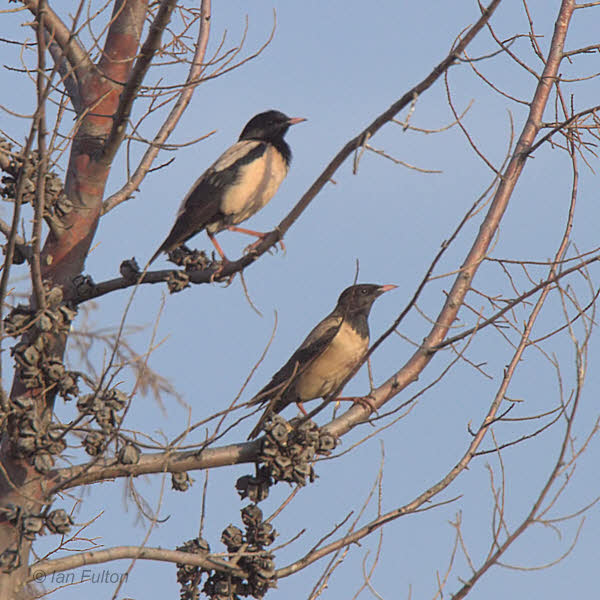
<box><xmin>149</xmin><ymin>231</ymin><xmax>177</xmax><ymax>264</ymax></box>
<box><xmin>247</xmin><ymin>391</ymin><xmax>289</xmax><ymax>440</ymax></box>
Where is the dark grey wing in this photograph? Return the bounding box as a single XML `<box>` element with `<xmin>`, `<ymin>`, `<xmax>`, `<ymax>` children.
<box><xmin>149</xmin><ymin>180</ymin><xmax>221</xmax><ymax>262</ymax></box>
<box><xmin>150</xmin><ymin>141</ymin><xmax>266</xmax><ymax>262</ymax></box>
<box><xmin>247</xmin><ymin>313</ymin><xmax>341</xmax><ymax>439</ymax></box>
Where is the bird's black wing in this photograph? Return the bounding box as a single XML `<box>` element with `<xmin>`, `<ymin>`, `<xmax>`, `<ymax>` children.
<box><xmin>247</xmin><ymin>314</ymin><xmax>342</xmax><ymax>439</ymax></box>
<box><xmin>150</xmin><ymin>141</ymin><xmax>267</xmax><ymax>262</ymax></box>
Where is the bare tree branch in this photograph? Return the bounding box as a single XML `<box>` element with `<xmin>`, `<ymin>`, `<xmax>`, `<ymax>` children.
<box><xmin>29</xmin><ymin>545</ymin><xmax>245</xmax><ymax>581</ymax></box>
<box><xmin>323</xmin><ymin>0</ymin><xmax>577</xmax><ymax>439</ymax></box>
<box><xmin>50</xmin><ymin>439</ymin><xmax>260</xmax><ymax>491</ymax></box>
<box><xmin>102</xmin><ymin>0</ymin><xmax>211</xmax><ymax>212</ymax></box>
<box><xmin>21</xmin><ymin>0</ymin><xmax>94</xmax><ymax>83</ymax></box>
<box><xmin>101</xmin><ymin>0</ymin><xmax>178</xmax><ymax>164</ymax></box>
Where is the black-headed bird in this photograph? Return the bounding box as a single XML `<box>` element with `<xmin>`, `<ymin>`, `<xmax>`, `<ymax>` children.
<box><xmin>248</xmin><ymin>283</ymin><xmax>397</xmax><ymax>439</ymax></box>
<box><xmin>150</xmin><ymin>110</ymin><xmax>305</xmax><ymax>264</ymax></box>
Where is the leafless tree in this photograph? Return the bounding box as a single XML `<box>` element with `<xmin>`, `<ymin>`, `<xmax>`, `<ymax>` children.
<box><xmin>0</xmin><ymin>0</ymin><xmax>598</xmax><ymax>599</ymax></box>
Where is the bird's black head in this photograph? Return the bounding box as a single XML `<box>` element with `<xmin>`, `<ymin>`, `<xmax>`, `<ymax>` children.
<box><xmin>336</xmin><ymin>284</ymin><xmax>397</xmax><ymax>316</ymax></box>
<box><xmin>239</xmin><ymin>110</ymin><xmax>306</xmax><ymax>144</ymax></box>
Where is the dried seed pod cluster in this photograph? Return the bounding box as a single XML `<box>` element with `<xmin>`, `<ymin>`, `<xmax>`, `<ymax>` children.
<box><xmin>8</xmin><ymin>402</ymin><xmax>66</xmax><ymax>474</ymax></box>
<box><xmin>6</xmin><ymin>296</ymin><xmax>77</xmax><ymax>345</ymax></box>
<box><xmin>252</xmin><ymin>414</ymin><xmax>338</xmax><ymax>489</ymax></box>
<box><xmin>118</xmin><ymin>442</ymin><xmax>141</xmax><ymax>465</ymax></box>
<box><xmin>119</xmin><ymin>257</ymin><xmax>141</xmax><ymax>280</ymax></box>
<box><xmin>203</xmin><ymin>505</ymin><xmax>277</xmax><ymax>600</ymax></box>
<box><xmin>171</xmin><ymin>471</ymin><xmax>193</xmax><ymax>492</ymax></box>
<box><xmin>0</xmin><ymin>141</ymin><xmax>72</xmax><ymax>233</ymax></box>
<box><xmin>76</xmin><ymin>388</ymin><xmax>130</xmax><ymax>456</ymax></box>
<box><xmin>72</xmin><ymin>274</ymin><xmax>96</xmax><ymax>299</ymax></box>
<box><xmin>0</xmin><ymin>505</ymin><xmax>73</xmax><ymax>573</ymax></box>
<box><xmin>3</xmin><ymin>289</ymin><xmax>81</xmax><ymax>473</ymax></box>
<box><xmin>166</xmin><ymin>270</ymin><xmax>191</xmax><ymax>294</ymax></box>
<box><xmin>167</xmin><ymin>246</ymin><xmax>212</xmax><ymax>271</ymax></box>
<box><xmin>176</xmin><ymin>536</ymin><xmax>210</xmax><ymax>600</ymax></box>
<box><xmin>81</xmin><ymin>430</ymin><xmax>104</xmax><ymax>457</ymax></box>
<box><xmin>175</xmin><ymin>505</ymin><xmax>278</xmax><ymax>600</ymax></box>
<box><xmin>235</xmin><ymin>466</ymin><xmax>272</xmax><ymax>503</ymax></box>
<box><xmin>5</xmin><ymin>284</ymin><xmax>76</xmax><ymax>335</ymax></box>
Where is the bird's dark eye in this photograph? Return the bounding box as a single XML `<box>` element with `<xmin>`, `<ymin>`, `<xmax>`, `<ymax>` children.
<box><xmin>361</xmin><ymin>288</ymin><xmax>368</xmax><ymax>294</ymax></box>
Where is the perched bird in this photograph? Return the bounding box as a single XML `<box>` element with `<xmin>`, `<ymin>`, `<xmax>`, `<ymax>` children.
<box><xmin>150</xmin><ymin>110</ymin><xmax>305</xmax><ymax>264</ymax></box>
<box><xmin>248</xmin><ymin>283</ymin><xmax>397</xmax><ymax>439</ymax></box>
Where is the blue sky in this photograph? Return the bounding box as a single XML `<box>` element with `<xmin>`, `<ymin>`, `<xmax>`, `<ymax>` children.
<box><xmin>1</xmin><ymin>1</ymin><xmax>600</xmax><ymax>599</ymax></box>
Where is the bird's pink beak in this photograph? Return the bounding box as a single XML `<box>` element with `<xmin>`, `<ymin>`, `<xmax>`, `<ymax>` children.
<box><xmin>379</xmin><ymin>284</ymin><xmax>398</xmax><ymax>293</ymax></box>
<box><xmin>287</xmin><ymin>117</ymin><xmax>307</xmax><ymax>125</ymax></box>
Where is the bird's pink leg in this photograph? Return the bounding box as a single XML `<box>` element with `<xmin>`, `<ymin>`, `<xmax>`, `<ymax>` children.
<box><xmin>207</xmin><ymin>231</ymin><xmax>229</xmax><ymax>261</ymax></box>
<box><xmin>226</xmin><ymin>226</ymin><xmax>286</xmax><ymax>253</ymax></box>
<box><xmin>296</xmin><ymin>401</ymin><xmax>308</xmax><ymax>415</ymax></box>
<box><xmin>207</xmin><ymin>232</ymin><xmax>234</xmax><ymax>282</ymax></box>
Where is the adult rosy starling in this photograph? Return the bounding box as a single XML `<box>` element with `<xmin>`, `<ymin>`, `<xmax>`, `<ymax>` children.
<box><xmin>150</xmin><ymin>110</ymin><xmax>305</xmax><ymax>264</ymax></box>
